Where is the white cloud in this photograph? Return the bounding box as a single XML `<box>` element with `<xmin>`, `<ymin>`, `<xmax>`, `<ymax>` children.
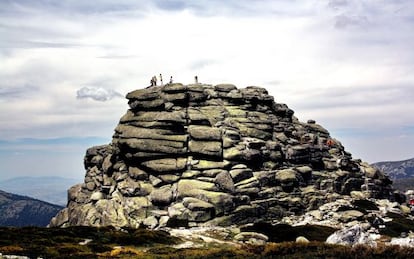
<box><xmin>334</xmin><ymin>14</ymin><xmax>368</xmax><ymax>28</ymax></box>
<box><xmin>0</xmin><ymin>0</ymin><xmax>413</xmax><ymax>171</ymax></box>
<box><xmin>76</xmin><ymin>86</ymin><xmax>122</xmax><ymax>101</ymax></box>
<box><xmin>328</xmin><ymin>0</ymin><xmax>349</xmax><ymax>10</ymax></box>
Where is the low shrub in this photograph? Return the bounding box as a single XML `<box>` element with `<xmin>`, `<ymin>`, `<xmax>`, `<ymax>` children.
<box><xmin>262</xmin><ymin>242</ymin><xmax>414</xmax><ymax>259</ymax></box>
<box><xmin>380</xmin><ymin>216</ymin><xmax>414</xmax><ymax>237</ymax></box>
<box><xmin>2</xmin><ymin>226</ymin><xmax>414</xmax><ymax>258</ymax></box>
<box><xmin>353</xmin><ymin>199</ymin><xmax>379</xmax><ymax>212</ymax></box>
<box><xmin>0</xmin><ymin>245</ymin><xmax>24</xmax><ymax>254</ymax></box>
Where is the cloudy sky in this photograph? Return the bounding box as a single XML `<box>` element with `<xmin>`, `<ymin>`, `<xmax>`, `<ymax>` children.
<box><xmin>1</xmin><ymin>0</ymin><xmax>413</xmax><ymax>181</ymax></box>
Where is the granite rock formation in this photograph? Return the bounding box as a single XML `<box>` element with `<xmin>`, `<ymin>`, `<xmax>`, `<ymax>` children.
<box><xmin>50</xmin><ymin>83</ymin><xmax>394</xmax><ymax>228</ymax></box>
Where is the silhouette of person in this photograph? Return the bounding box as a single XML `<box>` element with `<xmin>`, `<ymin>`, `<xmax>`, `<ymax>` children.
<box><xmin>150</xmin><ymin>76</ymin><xmax>157</xmax><ymax>86</ymax></box>
<box><xmin>153</xmin><ymin>75</ymin><xmax>157</xmax><ymax>86</ymax></box>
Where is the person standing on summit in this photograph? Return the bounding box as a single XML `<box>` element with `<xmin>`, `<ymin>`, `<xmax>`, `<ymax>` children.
<box><xmin>159</xmin><ymin>74</ymin><xmax>163</xmax><ymax>86</ymax></box>
<box><xmin>153</xmin><ymin>75</ymin><xmax>157</xmax><ymax>86</ymax></box>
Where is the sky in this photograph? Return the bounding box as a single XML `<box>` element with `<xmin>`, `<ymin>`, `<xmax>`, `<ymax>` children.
<box><xmin>0</xmin><ymin>0</ymin><xmax>413</xmax><ymax>181</ymax></box>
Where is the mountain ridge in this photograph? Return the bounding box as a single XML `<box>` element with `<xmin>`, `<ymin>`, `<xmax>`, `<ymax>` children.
<box><xmin>0</xmin><ymin>189</ymin><xmax>63</xmax><ymax>226</ymax></box>
<box><xmin>0</xmin><ymin>176</ymin><xmax>80</xmax><ymax>206</ymax></box>
<box><xmin>372</xmin><ymin>157</ymin><xmax>414</xmax><ymax>180</ymax></box>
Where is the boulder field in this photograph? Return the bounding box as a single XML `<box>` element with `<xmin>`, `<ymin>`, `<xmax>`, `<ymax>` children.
<box><xmin>50</xmin><ymin>82</ymin><xmax>395</xmax><ymax>229</ymax></box>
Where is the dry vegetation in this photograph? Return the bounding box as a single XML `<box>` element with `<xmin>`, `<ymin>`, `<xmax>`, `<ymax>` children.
<box><xmin>1</xmin><ymin>226</ymin><xmax>414</xmax><ymax>258</ymax></box>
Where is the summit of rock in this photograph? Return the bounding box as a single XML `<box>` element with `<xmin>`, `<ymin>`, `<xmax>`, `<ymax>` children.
<box><xmin>50</xmin><ymin>82</ymin><xmax>394</xmax><ymax>229</ymax></box>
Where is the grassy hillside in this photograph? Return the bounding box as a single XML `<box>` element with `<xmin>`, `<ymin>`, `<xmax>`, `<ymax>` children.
<box><xmin>0</xmin><ymin>190</ymin><xmax>63</xmax><ymax>227</ymax></box>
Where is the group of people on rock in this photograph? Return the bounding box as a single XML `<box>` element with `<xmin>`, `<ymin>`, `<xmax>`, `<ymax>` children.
<box><xmin>150</xmin><ymin>74</ymin><xmax>173</xmax><ymax>87</ymax></box>
<box><xmin>149</xmin><ymin>74</ymin><xmax>199</xmax><ymax>87</ymax></box>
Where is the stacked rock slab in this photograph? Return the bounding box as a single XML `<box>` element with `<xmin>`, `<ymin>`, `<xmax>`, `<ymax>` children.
<box><xmin>50</xmin><ymin>83</ymin><xmax>393</xmax><ymax>228</ymax></box>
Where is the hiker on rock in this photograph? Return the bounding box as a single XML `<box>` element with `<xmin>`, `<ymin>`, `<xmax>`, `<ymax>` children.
<box><xmin>150</xmin><ymin>76</ymin><xmax>158</xmax><ymax>86</ymax></box>
<box><xmin>195</xmin><ymin>75</ymin><xmax>198</xmax><ymax>84</ymax></box>
<box><xmin>159</xmin><ymin>73</ymin><xmax>163</xmax><ymax>86</ymax></box>
<box><xmin>326</xmin><ymin>138</ymin><xmax>335</xmax><ymax>147</ymax></box>
<box><xmin>169</xmin><ymin>76</ymin><xmax>173</xmax><ymax>84</ymax></box>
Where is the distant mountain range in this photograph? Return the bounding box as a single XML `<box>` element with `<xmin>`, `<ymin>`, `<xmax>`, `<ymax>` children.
<box><xmin>0</xmin><ymin>189</ymin><xmax>63</xmax><ymax>226</ymax></box>
<box><xmin>0</xmin><ymin>176</ymin><xmax>80</xmax><ymax>206</ymax></box>
<box><xmin>372</xmin><ymin>158</ymin><xmax>414</xmax><ymax>180</ymax></box>
<box><xmin>372</xmin><ymin>157</ymin><xmax>414</xmax><ymax>192</ymax></box>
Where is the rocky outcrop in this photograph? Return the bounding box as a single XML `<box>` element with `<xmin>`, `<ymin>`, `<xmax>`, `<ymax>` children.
<box><xmin>50</xmin><ymin>82</ymin><xmax>394</xmax><ymax>228</ymax></box>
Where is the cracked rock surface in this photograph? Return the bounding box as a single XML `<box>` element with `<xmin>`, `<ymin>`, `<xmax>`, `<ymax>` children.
<box><xmin>50</xmin><ymin>83</ymin><xmax>394</xmax><ymax>228</ymax></box>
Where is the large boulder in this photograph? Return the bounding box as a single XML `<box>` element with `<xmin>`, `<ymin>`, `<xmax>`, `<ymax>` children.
<box><xmin>50</xmin><ymin>82</ymin><xmax>394</xmax><ymax>229</ymax></box>
<box><xmin>326</xmin><ymin>225</ymin><xmax>377</xmax><ymax>247</ymax></box>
